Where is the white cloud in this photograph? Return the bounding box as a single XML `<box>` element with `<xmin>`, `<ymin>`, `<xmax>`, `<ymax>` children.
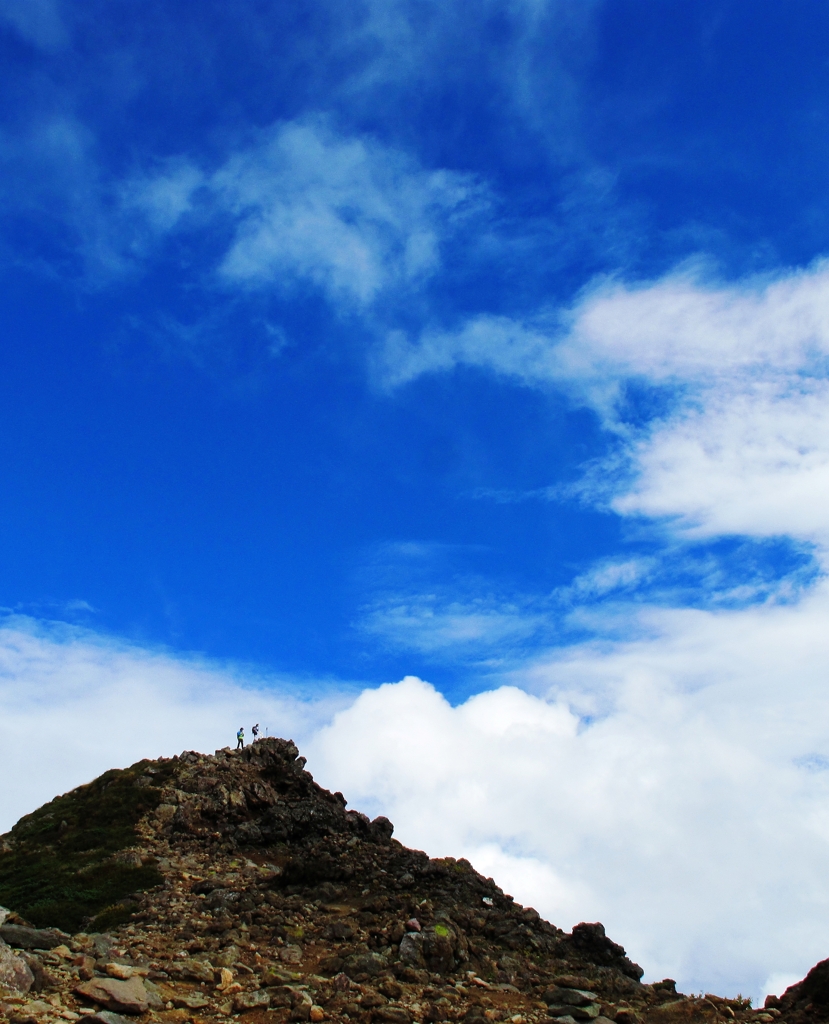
<box><xmin>613</xmin><ymin>376</ymin><xmax>829</xmax><ymax>540</ymax></box>
<box><xmin>120</xmin><ymin>119</ymin><xmax>476</xmax><ymax>308</ymax></box>
<box><xmin>563</xmin><ymin>557</ymin><xmax>653</xmax><ymax>599</ymax></box>
<box><xmin>382</xmin><ymin>262</ymin><xmax>829</xmax><ymax>548</ymax></box>
<box><xmin>360</xmin><ymin>592</ymin><xmax>545</xmax><ymax>657</ymax></box>
<box><xmin>0</xmin><ymin>617</ymin><xmax>348</xmax><ymax>835</ymax></box>
<box><xmin>380</xmin><ymin>316</ymin><xmax>560</xmax><ymax>389</ymax></box>
<box><xmin>7</xmin><ymin>597</ymin><xmax>829</xmax><ymax>1002</ymax></box>
<box><xmin>120</xmin><ymin>162</ymin><xmax>204</xmax><ymax>234</ymax></box>
<box><xmin>0</xmin><ymin>117</ymin><xmax>133</xmax><ymax>278</ymax></box>
<box><xmin>309</xmin><ymin>585</ymin><xmax>829</xmax><ymax>1002</ymax></box>
<box><xmin>352</xmin><ymin>262</ymin><xmax>829</xmax><ymax>999</ymax></box>
<box><xmin>381</xmin><ymin>261</ymin><xmax>829</xmax><ymax>390</ymax></box>
<box><xmin>211</xmin><ymin>119</ymin><xmax>474</xmax><ymax>305</ymax></box>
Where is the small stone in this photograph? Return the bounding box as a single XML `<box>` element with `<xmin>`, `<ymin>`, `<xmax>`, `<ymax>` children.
<box><xmin>105</xmin><ymin>964</ymin><xmax>134</xmax><ymax>980</ymax></box>
<box><xmin>85</xmin><ymin>1013</ymin><xmax>133</xmax><ymax>1024</ymax></box>
<box><xmin>554</xmin><ymin>977</ymin><xmax>596</xmax><ymax>991</ymax></box>
<box><xmin>263</xmin><ymin>966</ymin><xmax>301</xmax><ymax>985</ymax></box>
<box><xmin>343</xmin><ymin>951</ymin><xmax>389</xmax><ymax>978</ymax></box>
<box><xmin>138</xmin><ymin>979</ymin><xmax>163</xmax><ymax>1012</ymax></box>
<box><xmin>73</xmin><ymin>956</ymin><xmax>95</xmax><ymax>981</ymax></box>
<box><xmin>291</xmin><ymin>990</ymin><xmax>314</xmax><ymax>1021</ymax></box>
<box><xmin>310</xmin><ymin>1006</ymin><xmax>325</xmax><ymax>1022</ymax></box>
<box><xmin>214</xmin><ymin>945</ymin><xmax>240</xmax><ymax>968</ymax></box>
<box><xmin>398</xmin><ymin>933</ymin><xmax>425</xmax><ymax>968</ymax></box>
<box><xmin>560</xmin><ymin>1008</ymin><xmax>600</xmax><ymax>1022</ymax></box>
<box><xmin>280</xmin><ymin>945</ymin><xmax>303</xmax><ymax>964</ymax></box>
<box><xmin>233</xmin><ymin>990</ymin><xmax>271</xmax><ymax>1013</ymax></box>
<box><xmin>179</xmin><ymin>958</ymin><xmax>215</xmax><ymax>983</ymax></box>
<box><xmin>372</xmin><ymin>1010</ymin><xmax>412</xmax><ymax>1024</ymax></box>
<box><xmin>405</xmin><ymin>919</ymin><xmax>421</xmax><ymax>932</ymax></box>
<box><xmin>399</xmin><ymin>874</ymin><xmax>415</xmax><ymax>886</ymax></box>
<box><xmin>172</xmin><ymin>993</ymin><xmax>210</xmax><ymax>1010</ymax></box>
<box><xmin>74</xmin><ymin>977</ymin><xmax>149</xmax><ymax>1015</ymax></box>
<box><xmin>24</xmin><ymin>1000</ymin><xmax>53</xmax><ymax>1015</ymax></box>
<box><xmin>217</xmin><ymin>967</ymin><xmax>234</xmax><ymax>990</ymax></box>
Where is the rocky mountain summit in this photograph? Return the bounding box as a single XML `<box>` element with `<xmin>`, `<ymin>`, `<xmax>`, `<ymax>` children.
<box><xmin>0</xmin><ymin>738</ymin><xmax>822</xmax><ymax>1024</ymax></box>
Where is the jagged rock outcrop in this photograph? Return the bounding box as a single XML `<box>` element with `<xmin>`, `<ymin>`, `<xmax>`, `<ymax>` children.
<box><xmin>767</xmin><ymin>958</ymin><xmax>829</xmax><ymax>1022</ymax></box>
<box><xmin>0</xmin><ymin>737</ymin><xmax>820</xmax><ymax>1024</ymax></box>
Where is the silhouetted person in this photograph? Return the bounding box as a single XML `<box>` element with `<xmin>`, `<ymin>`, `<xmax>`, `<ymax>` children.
<box><xmin>236</xmin><ymin>727</ymin><xmax>245</xmax><ymax>749</ymax></box>
<box><xmin>252</xmin><ymin>723</ymin><xmax>260</xmax><ymax>742</ymax></box>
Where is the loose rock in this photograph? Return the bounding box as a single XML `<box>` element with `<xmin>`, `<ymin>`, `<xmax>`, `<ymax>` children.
<box><xmin>74</xmin><ymin>977</ymin><xmax>149</xmax><ymax>1015</ymax></box>
<box><xmin>0</xmin><ymin>939</ymin><xmax>34</xmax><ymax>994</ymax></box>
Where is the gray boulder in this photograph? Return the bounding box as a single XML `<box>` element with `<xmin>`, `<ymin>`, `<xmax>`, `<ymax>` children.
<box><xmin>0</xmin><ymin>938</ymin><xmax>34</xmax><ymax>994</ymax></box>
<box><xmin>544</xmin><ymin>988</ymin><xmax>599</xmax><ymax>1007</ymax></box>
<box><xmin>0</xmin><ymin>925</ymin><xmax>67</xmax><ymax>950</ymax></box>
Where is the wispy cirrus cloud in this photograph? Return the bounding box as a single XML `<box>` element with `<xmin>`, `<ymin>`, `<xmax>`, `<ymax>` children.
<box><xmin>360</xmin><ymin>591</ymin><xmax>547</xmax><ymax>659</ymax></box>
<box><xmin>124</xmin><ymin>118</ymin><xmax>480</xmax><ymax>308</ymax></box>
<box><xmin>0</xmin><ymin>112</ymin><xmax>482</xmax><ymax>307</ymax></box>
<box><xmin>0</xmin><ymin>0</ymin><xmax>68</xmax><ymax>53</ymax></box>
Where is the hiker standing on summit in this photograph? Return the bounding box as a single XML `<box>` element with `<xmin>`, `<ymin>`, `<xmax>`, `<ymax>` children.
<box><xmin>252</xmin><ymin>723</ymin><xmax>260</xmax><ymax>742</ymax></box>
<box><xmin>236</xmin><ymin>727</ymin><xmax>245</xmax><ymax>749</ymax></box>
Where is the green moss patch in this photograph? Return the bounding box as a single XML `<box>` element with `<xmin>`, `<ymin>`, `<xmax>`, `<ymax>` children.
<box><xmin>0</xmin><ymin>758</ymin><xmax>175</xmax><ymax>932</ymax></box>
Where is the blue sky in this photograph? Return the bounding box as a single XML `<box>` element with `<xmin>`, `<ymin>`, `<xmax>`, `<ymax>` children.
<box><xmin>2</xmin><ymin>0</ymin><xmax>825</xmax><ymax>686</ymax></box>
<box><xmin>6</xmin><ymin>0</ymin><xmax>829</xmax><ymax>1001</ymax></box>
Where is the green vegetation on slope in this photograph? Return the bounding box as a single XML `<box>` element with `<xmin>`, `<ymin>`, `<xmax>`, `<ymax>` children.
<box><xmin>0</xmin><ymin>758</ymin><xmax>175</xmax><ymax>932</ymax></box>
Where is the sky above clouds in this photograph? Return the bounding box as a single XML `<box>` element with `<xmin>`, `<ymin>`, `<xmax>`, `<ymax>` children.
<box><xmin>2</xmin><ymin>0</ymin><xmax>829</xmax><ymax>1003</ymax></box>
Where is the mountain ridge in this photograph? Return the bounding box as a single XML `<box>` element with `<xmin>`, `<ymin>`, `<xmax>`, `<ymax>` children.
<box><xmin>0</xmin><ymin>738</ymin><xmax>823</xmax><ymax>1024</ymax></box>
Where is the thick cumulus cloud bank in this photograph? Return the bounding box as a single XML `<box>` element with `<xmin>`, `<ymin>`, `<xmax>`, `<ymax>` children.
<box><xmin>5</xmin><ymin>598</ymin><xmax>829</xmax><ymax>1003</ymax></box>
<box><xmin>309</xmin><ymin>607</ymin><xmax>829</xmax><ymax>1005</ymax></box>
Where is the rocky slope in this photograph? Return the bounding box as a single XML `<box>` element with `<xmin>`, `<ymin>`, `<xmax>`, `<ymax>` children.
<box><xmin>0</xmin><ymin>738</ymin><xmax>819</xmax><ymax>1024</ymax></box>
